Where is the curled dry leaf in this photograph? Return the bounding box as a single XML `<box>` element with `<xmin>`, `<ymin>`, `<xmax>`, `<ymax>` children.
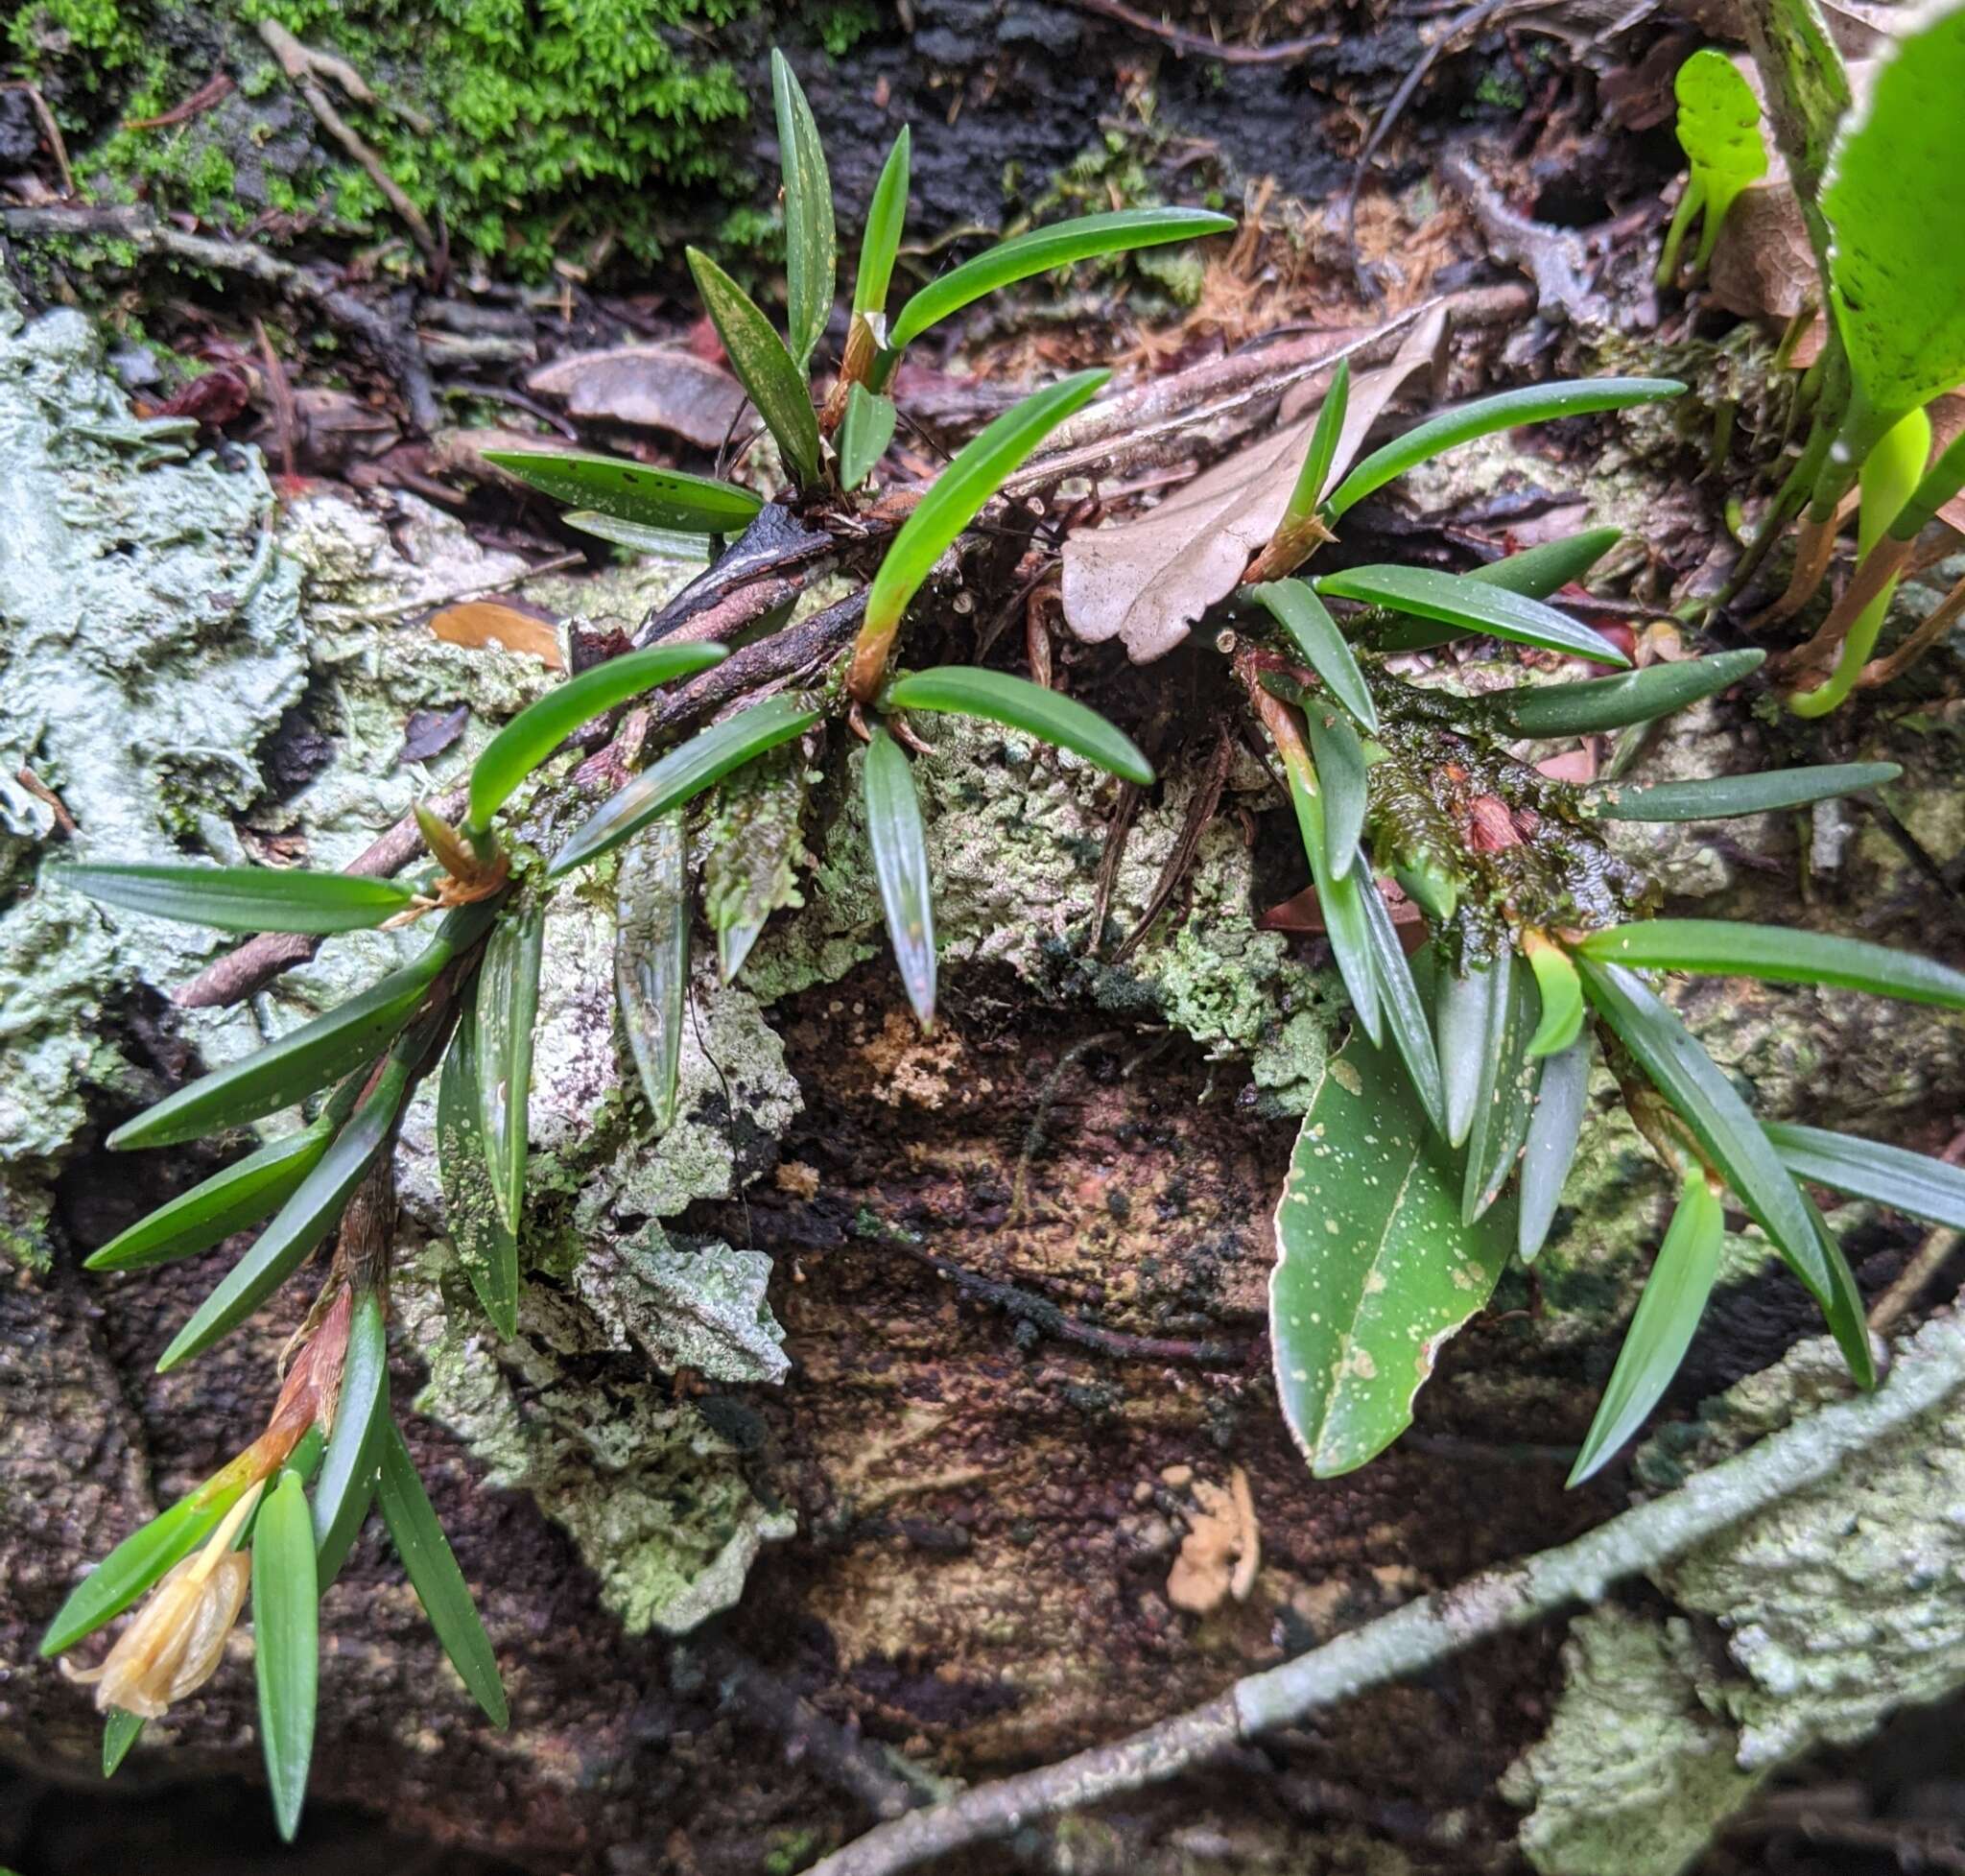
<box><xmin>1060</xmin><ymin>306</ymin><xmax>1448</xmax><ymax>663</ymax></box>
<box><xmin>429</xmin><ymin>601</ymin><xmax>563</xmax><ymax>670</ymax></box>
<box><xmin>1708</xmin><ymin>181</ymin><xmax>1818</xmax><ymax>324</ymax></box>
<box><xmin>527</xmin><ymin>346</ymin><xmax>747</xmax><ymax>451</ymax></box>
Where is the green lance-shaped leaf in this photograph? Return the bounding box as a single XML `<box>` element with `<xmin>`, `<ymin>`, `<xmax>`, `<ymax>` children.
<box><xmin>102</xmin><ymin>1708</ymin><xmax>145</xmax><ymax>1777</ymax></box>
<box><xmin>58</xmin><ymin>863</ymin><xmax>416</xmax><ymax>935</ymax></box>
<box><xmin>882</xmin><ymin>207</ymin><xmax>1235</xmax><ymax>362</ymax></box>
<box><xmin>1765</xmin><ymin>1121</ymin><xmax>1965</xmax><ymax>1232</ymax></box>
<box><xmin>687</xmin><ymin>249</ymin><xmax>823</xmax><ymax>488</ymax></box>
<box><xmin>864</xmin><ymin>724</ymin><xmax>937</xmax><ymax>1029</ymax></box>
<box><xmin>107</xmin><ymin>901</ymin><xmax>497</xmax><ymax>1151</ymax></box>
<box><xmin>1522</xmin><ymin>934</ymin><xmax>1585</xmax><ymax>1058</ymax></box>
<box><xmin>1359</xmin><ymin>899</ymin><xmax>1446</xmax><ymax>1136</ymax></box>
<box><xmin>1519</xmin><ymin>1035</ymin><xmax>1591</xmax><ymax>1262</ymax></box>
<box><xmin>1271</xmin><ymin>1023</ymin><xmax>1515</xmax><ymax>1477</ymax></box>
<box><xmin>702</xmin><ymin>748</ymin><xmax>809</xmax><ymax>984</ymax></box>
<box><xmin>1323</xmin><ymin>380</ymin><xmax>1684</xmax><ymax>521</ymax></box>
<box><xmin>1489</xmin><ymin>650</ymin><xmax>1767</xmax><ymax>738</ymax></box>
<box><xmin>1317</xmin><ymin>565</ymin><xmax>1631</xmax><ymax>667</ymax></box>
<box><xmin>1574</xmin><ymin>956</ymin><xmax>1874</xmax><ymax>1388</ymax></box>
<box><xmin>1569</xmin><ymin>1168</ymin><xmax>1726</xmax><ymax>1485</ymax></box>
<box><xmin>1578</xmin><ymin>919</ymin><xmax>1965</xmax><ymax>1010</ymax></box>
<box><xmin>1300</xmin><ymin>702</ymin><xmax>1368</xmax><ymax>880</ymax></box>
<box><xmin>466</xmin><ymin>641</ymin><xmax>729</xmax><ymax>832</ymax></box>
<box><xmin>85</xmin><ymin>1120</ymin><xmax>331</xmax><ymax>1271</ymax></box>
<box><xmin>851</xmin><ymin>370</ymin><xmax>1108</xmax><ymax>701</ymax></box>
<box><xmin>377</xmin><ymin>1422</ymin><xmax>509</xmax><ymax>1727</ymax></box>
<box><xmin>480</xmin><ymin>448</ymin><xmax>762</xmax><ymax>534</ymax></box>
<box><xmin>437</xmin><ymin>983</ymin><xmax>518</xmax><ymax>1337</ymax></box>
<box><xmin>884</xmin><ymin>665</ymin><xmax>1154</xmax><ymax>784</ymax></box>
<box><xmin>1589</xmin><ymin>761</ymin><xmax>1901</xmax><ymax>822</ymax></box>
<box><xmin>474</xmin><ymin>906</ymin><xmax>543</xmax><ymax>1234</ymax></box>
<box><xmin>560</xmin><ymin>511</ymin><xmax>714</xmax><ymax>561</ymax></box>
<box><xmin>313</xmin><ymin>1289</ymin><xmax>390</xmax><ymax>1588</ymax></box>
<box><xmin>837</xmin><ymin>385</ymin><xmax>897</xmax><ymax>491</ymax></box>
<box><xmin>771</xmin><ymin>49</ymin><xmax>836</xmax><ymax>372</ymax></box>
<box><xmin>1274</xmin><ymin>724</ymin><xmax>1381</xmax><ymax>1045</ymax></box>
<box><xmin>1437</xmin><ymin>946</ymin><xmax>1505</xmax><ymax>1151</ymax></box>
<box><xmin>854</xmin><ymin>125</ymin><xmax>911</xmax><ymax>321</ymax></box>
<box><xmin>252</xmin><ymin>1466</ymin><xmax>320</xmax><ymax>1842</ymax></box>
<box><xmin>1463</xmin><ymin>952</ymin><xmax>1539</xmax><ymax>1223</ymax></box>
<box><xmin>1659</xmin><ymin>49</ymin><xmax>1768</xmax><ymax>282</ymax></box>
<box><xmin>1368</xmin><ymin>527</ymin><xmax>1627</xmax><ymax>653</ymax></box>
<box><xmin>154</xmin><ymin>1047</ymin><xmax>416</xmax><ymax>1372</ymax></box>
<box><xmin>614</xmin><ymin>813</ymin><xmax>692</xmax><ymax>1129</ymax></box>
<box><xmin>1282</xmin><ymin>357</ymin><xmax>1351</xmax><ymax>528</ymax></box>
<box><xmin>1248</xmin><ymin>581</ymin><xmax>1379</xmax><ymax>732</ymax></box>
<box><xmin>548</xmin><ymin>694</ymin><xmax>821</xmax><ymax>880</ymax></box>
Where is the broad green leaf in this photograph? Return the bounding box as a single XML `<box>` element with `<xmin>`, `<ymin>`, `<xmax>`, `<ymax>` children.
<box><xmin>467</xmin><ymin>642</ymin><xmax>729</xmax><ymax>831</ymax></box>
<box><xmin>1589</xmin><ymin>761</ymin><xmax>1901</xmax><ymax>821</ymax></box>
<box><xmin>437</xmin><ymin>984</ymin><xmax>518</xmax><ymax>1337</ymax></box>
<box><xmin>102</xmin><ymin>1708</ymin><xmax>144</xmax><ymax>1777</ymax></box>
<box><xmin>252</xmin><ymin>1468</ymin><xmax>319</xmax><ymax>1842</ymax></box>
<box><xmin>853</xmin><ymin>125</ymin><xmax>911</xmax><ymax>320</ymax></box>
<box><xmin>884</xmin><ymin>664</ymin><xmax>1154</xmax><ymax>784</ymax></box>
<box><xmin>1299</xmin><ymin>702</ymin><xmax>1368</xmax><ymax>880</ymax></box>
<box><xmin>480</xmin><ymin>448</ymin><xmax>762</xmax><ymax>534</ymax></box>
<box><xmin>1574</xmin><ymin>956</ymin><xmax>1874</xmax><ymax>1387</ymax></box>
<box><xmin>1463</xmin><ymin>952</ymin><xmax>1538</xmax><ymax>1223</ymax></box>
<box><xmin>1271</xmin><ymin>1024</ymin><xmax>1514</xmax><ymax>1476</ymax></box>
<box><xmin>58</xmin><ymin>863</ymin><xmax>415</xmax><ymax>935</ymax></box>
<box><xmin>1359</xmin><ymin>902</ymin><xmax>1446</xmax><ymax>1135</ymax></box>
<box><xmin>560</xmin><ymin>511</ymin><xmax>715</xmax><ymax>561</ymax></box>
<box><xmin>107</xmin><ymin>901</ymin><xmax>497</xmax><ymax>1151</ymax></box>
<box><xmin>1820</xmin><ymin>3</ymin><xmax>1965</xmax><ymax>429</ymax></box>
<box><xmin>1437</xmin><ymin>948</ymin><xmax>1504</xmax><ymax>1150</ymax></box>
<box><xmin>686</xmin><ymin>248</ymin><xmax>822</xmax><ymax>487</ymax></box>
<box><xmin>1519</xmin><ymin>1036</ymin><xmax>1591</xmax><ymax>1262</ymax></box>
<box><xmin>614</xmin><ymin>814</ymin><xmax>692</xmax><ymax>1128</ymax></box>
<box><xmin>1248</xmin><ymin>581</ymin><xmax>1379</xmax><ymax>731</ymax></box>
<box><xmin>1316</xmin><ymin>565</ymin><xmax>1630</xmax><ymax>667</ymax></box>
<box><xmin>1569</xmin><ymin>1169</ymin><xmax>1725</xmax><ymax>1485</ymax></box>
<box><xmin>1523</xmin><ymin>936</ymin><xmax>1585</xmax><ymax>1058</ymax></box>
<box><xmin>1281</xmin><ymin>357</ymin><xmax>1350</xmax><ymax>525</ymax></box>
<box><xmin>1667</xmin><ymin>50</ymin><xmax>1768</xmax><ymax>277</ymax></box>
<box><xmin>1369</xmin><ymin>528</ymin><xmax>1625</xmax><ymax>653</ymax></box>
<box><xmin>1324</xmin><ymin>380</ymin><xmax>1684</xmax><ymax>521</ymax></box>
<box><xmin>1578</xmin><ymin>919</ymin><xmax>1965</xmax><ymax>1009</ymax></box>
<box><xmin>702</xmin><ymin>748</ymin><xmax>808</xmax><ymax>984</ymax></box>
<box><xmin>154</xmin><ymin>1049</ymin><xmax>415</xmax><ymax>1373</ymax></box>
<box><xmin>474</xmin><ymin>907</ymin><xmax>544</xmax><ymax>1234</ymax></box>
<box><xmin>548</xmin><ymin>694</ymin><xmax>821</xmax><ymax>879</ymax></box>
<box><xmin>885</xmin><ymin>207</ymin><xmax>1235</xmax><ymax>358</ymax></box>
<box><xmin>1766</xmin><ymin>1121</ymin><xmax>1965</xmax><ymax>1230</ymax></box>
<box><xmin>313</xmin><ymin>1290</ymin><xmax>390</xmax><ymax>1588</ymax></box>
<box><xmin>378</xmin><ymin>1422</ymin><xmax>509</xmax><ymax>1727</ymax></box>
<box><xmin>1277</xmin><ymin>739</ymin><xmax>1381</xmax><ymax>1045</ymax></box>
<box><xmin>771</xmin><ymin>50</ymin><xmax>837</xmax><ymax>371</ymax></box>
<box><xmin>837</xmin><ymin>385</ymin><xmax>897</xmax><ymax>491</ymax></box>
<box><xmin>864</xmin><ymin>724</ymin><xmax>936</xmax><ymax>1028</ymax></box>
<box><xmin>1490</xmin><ymin>651</ymin><xmax>1766</xmax><ymax>738</ymax></box>
<box><xmin>85</xmin><ymin>1120</ymin><xmax>330</xmax><ymax>1271</ymax></box>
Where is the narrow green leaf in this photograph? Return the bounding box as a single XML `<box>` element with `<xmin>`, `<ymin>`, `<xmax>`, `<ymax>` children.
<box><xmin>837</xmin><ymin>385</ymin><xmax>897</xmax><ymax>491</ymax></box>
<box><xmin>154</xmin><ymin>1050</ymin><xmax>414</xmax><ymax>1372</ymax></box>
<box><xmin>1578</xmin><ymin>919</ymin><xmax>1965</xmax><ymax>1009</ymax></box>
<box><xmin>474</xmin><ymin>907</ymin><xmax>543</xmax><ymax>1234</ymax></box>
<box><xmin>1589</xmin><ymin>761</ymin><xmax>1902</xmax><ymax>821</ymax></box>
<box><xmin>85</xmin><ymin>1120</ymin><xmax>331</xmax><ymax>1271</ymax></box>
<box><xmin>1323</xmin><ymin>379</ymin><xmax>1684</xmax><ymax>520</ymax></box>
<box><xmin>560</xmin><ymin>511</ymin><xmax>715</xmax><ymax>561</ymax></box>
<box><xmin>58</xmin><ymin>863</ymin><xmax>415</xmax><ymax>935</ymax></box>
<box><xmin>437</xmin><ymin>984</ymin><xmax>518</xmax><ymax>1337</ymax></box>
<box><xmin>864</xmin><ymin>725</ymin><xmax>936</xmax><ymax>1028</ymax></box>
<box><xmin>1282</xmin><ymin>358</ymin><xmax>1350</xmax><ymax>525</ymax></box>
<box><xmin>548</xmin><ymin>695</ymin><xmax>821</xmax><ymax>880</ymax></box>
<box><xmin>614</xmin><ymin>813</ymin><xmax>692</xmax><ymax>1128</ymax></box>
<box><xmin>252</xmin><ymin>1468</ymin><xmax>319</xmax><ymax>1842</ymax></box>
<box><xmin>853</xmin><ymin>124</ymin><xmax>911</xmax><ymax>320</ymax></box>
<box><xmin>771</xmin><ymin>49</ymin><xmax>837</xmax><ymax>372</ymax></box>
<box><xmin>1489</xmin><ymin>651</ymin><xmax>1767</xmax><ymax>738</ymax></box>
<box><xmin>1574</xmin><ymin>956</ymin><xmax>1874</xmax><ymax>1387</ymax></box>
<box><xmin>313</xmin><ymin>1290</ymin><xmax>390</xmax><ymax>1588</ymax></box>
<box><xmin>1359</xmin><ymin>903</ymin><xmax>1446</xmax><ymax>1135</ymax></box>
<box><xmin>687</xmin><ymin>248</ymin><xmax>822</xmax><ymax>487</ymax></box>
<box><xmin>1523</xmin><ymin>937</ymin><xmax>1585</xmax><ymax>1058</ymax></box>
<box><xmin>377</xmin><ymin>1422</ymin><xmax>509</xmax><ymax>1727</ymax></box>
<box><xmin>1468</xmin><ymin>528</ymin><xmax>1625</xmax><ymax>600</ymax></box>
<box><xmin>1437</xmin><ymin>949</ymin><xmax>1504</xmax><ymax>1150</ymax></box>
<box><xmin>1278</xmin><ymin>742</ymin><xmax>1381</xmax><ymax>1045</ymax></box>
<box><xmin>1300</xmin><ymin>704</ymin><xmax>1368</xmax><ymax>879</ymax></box>
<box><xmin>884</xmin><ymin>665</ymin><xmax>1154</xmax><ymax>784</ymax></box>
<box><xmin>1248</xmin><ymin>581</ymin><xmax>1380</xmax><ymax>731</ymax></box>
<box><xmin>1519</xmin><ymin>1035</ymin><xmax>1591</xmax><ymax>1262</ymax></box>
<box><xmin>886</xmin><ymin>207</ymin><xmax>1234</xmax><ymax>357</ymax></box>
<box><xmin>102</xmin><ymin>1708</ymin><xmax>144</xmax><ymax>1777</ymax></box>
<box><xmin>1767</xmin><ymin>1121</ymin><xmax>1965</xmax><ymax>1231</ymax></box>
<box><xmin>467</xmin><ymin>643</ymin><xmax>728</xmax><ymax>831</ymax></box>
<box><xmin>1316</xmin><ymin>565</ymin><xmax>1630</xmax><ymax>667</ymax></box>
<box><xmin>1272</xmin><ymin>1024</ymin><xmax>1514</xmax><ymax>1476</ymax></box>
<box><xmin>481</xmin><ymin>448</ymin><xmax>762</xmax><ymax>534</ymax></box>
<box><xmin>40</xmin><ymin>1484</ymin><xmax>245</xmax><ymax>1656</ymax></box>
<box><xmin>1463</xmin><ymin>953</ymin><xmax>1538</xmax><ymax>1223</ymax></box>
<box><xmin>1569</xmin><ymin>1169</ymin><xmax>1725</xmax><ymax>1485</ymax></box>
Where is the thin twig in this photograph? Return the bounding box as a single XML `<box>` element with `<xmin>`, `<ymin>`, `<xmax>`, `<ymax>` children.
<box><xmin>0</xmin><ymin>82</ymin><xmax>76</xmax><ymax>198</ymax></box>
<box><xmin>1058</xmin><ymin>0</ymin><xmax>1333</xmax><ymax>63</ymax></box>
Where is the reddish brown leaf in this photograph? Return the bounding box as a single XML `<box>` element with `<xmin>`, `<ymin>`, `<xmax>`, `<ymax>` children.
<box><xmin>429</xmin><ymin>601</ymin><xmax>563</xmax><ymax>669</ymax></box>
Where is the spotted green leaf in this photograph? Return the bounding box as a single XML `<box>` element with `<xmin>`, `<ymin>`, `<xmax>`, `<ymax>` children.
<box><xmin>1463</xmin><ymin>952</ymin><xmax>1538</xmax><ymax>1223</ymax></box>
<box><xmin>702</xmin><ymin>748</ymin><xmax>808</xmax><ymax>985</ymax></box>
<box><xmin>1589</xmin><ymin>762</ymin><xmax>1901</xmax><ymax>821</ymax></box>
<box><xmin>58</xmin><ymin>863</ymin><xmax>415</xmax><ymax>935</ymax></box>
<box><xmin>1765</xmin><ymin>1121</ymin><xmax>1965</xmax><ymax>1231</ymax></box>
<box><xmin>1299</xmin><ymin>701</ymin><xmax>1368</xmax><ymax>880</ymax></box>
<box><xmin>475</xmin><ymin>907</ymin><xmax>543</xmax><ymax>1234</ymax></box>
<box><xmin>771</xmin><ymin>49</ymin><xmax>836</xmax><ymax>372</ymax></box>
<box><xmin>480</xmin><ymin>448</ymin><xmax>762</xmax><ymax>534</ymax></box>
<box><xmin>1276</xmin><ymin>733</ymin><xmax>1380</xmax><ymax>1046</ymax></box>
<box><xmin>437</xmin><ymin>981</ymin><xmax>518</xmax><ymax>1337</ymax></box>
<box><xmin>615</xmin><ymin>814</ymin><xmax>692</xmax><ymax>1128</ymax></box>
<box><xmin>312</xmin><ymin>1291</ymin><xmax>390</xmax><ymax>1588</ymax></box>
<box><xmin>1317</xmin><ymin>565</ymin><xmax>1630</xmax><ymax>667</ymax></box>
<box><xmin>864</xmin><ymin>724</ymin><xmax>936</xmax><ymax>1029</ymax></box>
<box><xmin>1359</xmin><ymin>902</ymin><xmax>1445</xmax><ymax>1136</ymax></box>
<box><xmin>252</xmin><ymin>1467</ymin><xmax>319</xmax><ymax>1842</ymax></box>
<box><xmin>884</xmin><ymin>665</ymin><xmax>1153</xmax><ymax>784</ymax></box>
<box><xmin>1248</xmin><ymin>580</ymin><xmax>1379</xmax><ymax>732</ymax></box>
<box><xmin>687</xmin><ymin>248</ymin><xmax>822</xmax><ymax>487</ymax></box>
<box><xmin>1578</xmin><ymin>918</ymin><xmax>1965</xmax><ymax>1009</ymax></box>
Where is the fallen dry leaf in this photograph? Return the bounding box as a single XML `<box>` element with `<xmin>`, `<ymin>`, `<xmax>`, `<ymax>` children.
<box><xmin>528</xmin><ymin>345</ymin><xmax>746</xmax><ymax>451</ymax></box>
<box><xmin>1708</xmin><ymin>180</ymin><xmax>1818</xmax><ymax>323</ymax></box>
<box><xmin>429</xmin><ymin>600</ymin><xmax>563</xmax><ymax>669</ymax></box>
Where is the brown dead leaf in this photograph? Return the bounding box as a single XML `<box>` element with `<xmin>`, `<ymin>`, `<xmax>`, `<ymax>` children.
<box><xmin>1060</xmin><ymin>306</ymin><xmax>1448</xmax><ymax>663</ymax></box>
<box><xmin>429</xmin><ymin>600</ymin><xmax>563</xmax><ymax>669</ymax></box>
<box><xmin>1708</xmin><ymin>181</ymin><xmax>1818</xmax><ymax>323</ymax></box>
<box><xmin>528</xmin><ymin>346</ymin><xmax>746</xmax><ymax>451</ymax></box>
